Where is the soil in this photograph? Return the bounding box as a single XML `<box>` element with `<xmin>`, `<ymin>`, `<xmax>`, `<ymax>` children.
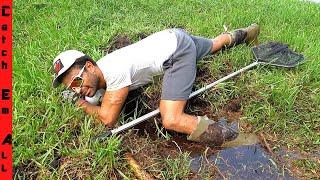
<box><xmin>14</xmin><ymin>160</ymin><xmax>39</xmax><ymax>179</ymax></box>
<box><xmin>222</xmin><ymin>59</ymin><xmax>234</xmax><ymax>75</ymax></box>
<box><xmin>220</xmin><ymin>97</ymin><xmax>243</xmax><ymax>122</ymax></box>
<box><xmin>58</xmin><ymin>156</ymin><xmax>93</xmax><ymax>179</ymax></box>
<box><xmin>105</xmin><ymin>35</ymin><xmax>132</xmax><ymax>54</ymax></box>
<box><xmin>122</xmin><ymin>128</ymin><xmax>220</xmax><ymax>179</ymax></box>
<box><xmin>102</xmin><ymin>33</ymin><xmax>149</xmax><ymax>54</ymax></box>
<box><xmin>50</xmin><ymin>149</ymin><xmax>62</xmax><ymax>170</ymax></box>
<box><xmin>194</xmin><ymin>60</ymin><xmax>217</xmax><ymax>87</ymax></box>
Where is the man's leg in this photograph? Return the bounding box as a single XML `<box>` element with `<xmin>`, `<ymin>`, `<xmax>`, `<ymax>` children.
<box><xmin>159</xmin><ymin>100</ymin><xmax>197</xmax><ymax>134</ymax></box>
<box><xmin>210</xmin><ymin>23</ymin><xmax>260</xmax><ymax>53</ymax></box>
<box><xmin>160</xmin><ymin>29</ymin><xmax>199</xmax><ymax>135</ymax></box>
<box><xmin>159</xmin><ymin>25</ymin><xmax>260</xmax><ymax>145</ymax></box>
<box><xmin>190</xmin><ymin>23</ymin><xmax>260</xmax><ymax>56</ymax></box>
<box><xmin>159</xmin><ymin>99</ymin><xmax>236</xmax><ymax>145</ymax></box>
<box><xmin>210</xmin><ymin>33</ymin><xmax>232</xmax><ymax>53</ymax></box>
<box><xmin>160</xmin><ymin>29</ymin><xmax>235</xmax><ymax>146</ymax></box>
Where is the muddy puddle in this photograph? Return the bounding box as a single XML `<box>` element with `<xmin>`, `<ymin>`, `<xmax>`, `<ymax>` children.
<box><xmin>177</xmin><ymin>127</ymin><xmax>293</xmax><ymax>179</ymax></box>
<box><xmin>124</xmin><ymin>118</ymin><xmax>295</xmax><ymax>179</ymax></box>
<box><xmin>122</xmin><ymin>76</ymin><xmax>293</xmax><ymax>178</ymax></box>
<box><xmin>189</xmin><ymin>136</ymin><xmax>293</xmax><ymax>179</ymax></box>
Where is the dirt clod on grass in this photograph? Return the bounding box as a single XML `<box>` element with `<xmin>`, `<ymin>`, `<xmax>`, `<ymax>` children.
<box><xmin>102</xmin><ymin>33</ymin><xmax>149</xmax><ymax>54</ymax></box>
<box><xmin>14</xmin><ymin>160</ymin><xmax>39</xmax><ymax>179</ymax></box>
<box><xmin>105</xmin><ymin>35</ymin><xmax>132</xmax><ymax>54</ymax></box>
<box><xmin>226</xmin><ymin>98</ymin><xmax>242</xmax><ymax>112</ymax></box>
<box><xmin>220</xmin><ymin>97</ymin><xmax>243</xmax><ymax>122</ymax></box>
<box><xmin>58</xmin><ymin>156</ymin><xmax>93</xmax><ymax>179</ymax></box>
<box><xmin>50</xmin><ymin>149</ymin><xmax>62</xmax><ymax>170</ymax></box>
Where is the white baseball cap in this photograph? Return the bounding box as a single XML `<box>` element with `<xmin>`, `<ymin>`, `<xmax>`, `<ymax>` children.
<box><xmin>52</xmin><ymin>50</ymin><xmax>85</xmax><ymax>87</ymax></box>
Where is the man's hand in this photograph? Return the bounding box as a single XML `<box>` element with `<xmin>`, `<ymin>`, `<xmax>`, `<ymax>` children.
<box><xmin>70</xmin><ymin>87</ymin><xmax>129</xmax><ymax>127</ymax></box>
<box><xmin>85</xmin><ymin>89</ymin><xmax>105</xmax><ymax>105</ymax></box>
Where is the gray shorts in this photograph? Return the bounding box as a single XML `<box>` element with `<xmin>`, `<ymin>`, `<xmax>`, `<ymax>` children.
<box><xmin>161</xmin><ymin>28</ymin><xmax>213</xmax><ymax>100</ymax></box>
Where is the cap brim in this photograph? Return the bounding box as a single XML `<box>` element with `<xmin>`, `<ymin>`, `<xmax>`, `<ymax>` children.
<box><xmin>52</xmin><ymin>76</ymin><xmax>61</xmax><ymax>88</ymax></box>
<box><xmin>52</xmin><ymin>65</ymin><xmax>71</xmax><ymax>88</ymax></box>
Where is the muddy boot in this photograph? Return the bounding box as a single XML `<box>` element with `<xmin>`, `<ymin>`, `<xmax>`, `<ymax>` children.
<box><xmin>187</xmin><ymin>116</ymin><xmax>238</xmax><ymax>146</ymax></box>
<box><xmin>225</xmin><ymin>23</ymin><xmax>260</xmax><ymax>48</ymax></box>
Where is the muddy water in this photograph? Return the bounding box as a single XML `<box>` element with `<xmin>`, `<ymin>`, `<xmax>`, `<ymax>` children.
<box><xmin>189</xmin><ymin>134</ymin><xmax>293</xmax><ymax>179</ymax></box>
<box><xmin>222</xmin><ymin>133</ymin><xmax>259</xmax><ymax>148</ymax></box>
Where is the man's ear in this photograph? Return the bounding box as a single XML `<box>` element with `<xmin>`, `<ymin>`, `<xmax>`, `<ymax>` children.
<box><xmin>85</xmin><ymin>61</ymin><xmax>95</xmax><ymax>73</ymax></box>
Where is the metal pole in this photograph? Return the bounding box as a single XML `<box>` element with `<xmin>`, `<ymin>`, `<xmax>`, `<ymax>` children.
<box><xmin>94</xmin><ymin>61</ymin><xmax>259</xmax><ymax>141</ymax></box>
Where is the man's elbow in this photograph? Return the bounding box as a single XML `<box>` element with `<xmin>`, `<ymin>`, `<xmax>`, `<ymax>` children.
<box><xmin>98</xmin><ymin>110</ymin><xmax>116</xmax><ymax>127</ymax></box>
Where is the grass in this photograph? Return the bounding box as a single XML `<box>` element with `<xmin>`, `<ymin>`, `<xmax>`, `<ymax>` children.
<box><xmin>14</xmin><ymin>0</ymin><xmax>319</xmax><ymax>179</ymax></box>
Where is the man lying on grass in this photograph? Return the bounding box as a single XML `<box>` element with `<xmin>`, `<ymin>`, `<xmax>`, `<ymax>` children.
<box><xmin>52</xmin><ymin>24</ymin><xmax>260</xmax><ymax>146</ymax></box>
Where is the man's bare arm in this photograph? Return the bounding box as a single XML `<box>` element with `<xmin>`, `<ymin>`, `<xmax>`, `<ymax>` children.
<box><xmin>76</xmin><ymin>87</ymin><xmax>129</xmax><ymax>126</ymax></box>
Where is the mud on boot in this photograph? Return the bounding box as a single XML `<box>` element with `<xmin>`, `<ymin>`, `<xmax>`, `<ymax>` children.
<box><xmin>187</xmin><ymin>116</ymin><xmax>239</xmax><ymax>146</ymax></box>
<box><xmin>225</xmin><ymin>23</ymin><xmax>260</xmax><ymax>48</ymax></box>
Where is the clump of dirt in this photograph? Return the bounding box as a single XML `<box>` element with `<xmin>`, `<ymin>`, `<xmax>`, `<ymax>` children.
<box><xmin>186</xmin><ymin>97</ymin><xmax>217</xmax><ymax>120</ymax></box>
<box><xmin>121</xmin><ymin>131</ymin><xmax>169</xmax><ymax>180</ymax></box>
<box><xmin>58</xmin><ymin>156</ymin><xmax>93</xmax><ymax>179</ymax></box>
<box><xmin>219</xmin><ymin>97</ymin><xmax>243</xmax><ymax>122</ymax></box>
<box><xmin>226</xmin><ymin>98</ymin><xmax>242</xmax><ymax>112</ymax></box>
<box><xmin>167</xmin><ymin>23</ymin><xmax>187</xmax><ymax>29</ymax></box>
<box><xmin>102</xmin><ymin>33</ymin><xmax>149</xmax><ymax>54</ymax></box>
<box><xmin>122</xmin><ymin>88</ymin><xmax>149</xmax><ymax>118</ymax></box>
<box><xmin>14</xmin><ymin>160</ymin><xmax>39</xmax><ymax>179</ymax></box>
<box><xmin>221</xmin><ymin>59</ymin><xmax>234</xmax><ymax>75</ymax></box>
<box><xmin>50</xmin><ymin>149</ymin><xmax>62</xmax><ymax>170</ymax></box>
<box><xmin>132</xmin><ymin>116</ymin><xmax>218</xmax><ymax>154</ymax></box>
<box><xmin>194</xmin><ymin>61</ymin><xmax>216</xmax><ymax>86</ymax></box>
<box><xmin>70</xmin><ymin>123</ymin><xmax>82</xmax><ymax>137</ymax></box>
<box><xmin>105</xmin><ymin>35</ymin><xmax>132</xmax><ymax>54</ymax></box>
<box><xmin>135</xmin><ymin>32</ymin><xmax>148</xmax><ymax>40</ymax></box>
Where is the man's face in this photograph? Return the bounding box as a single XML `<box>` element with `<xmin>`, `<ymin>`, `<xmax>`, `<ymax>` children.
<box><xmin>61</xmin><ymin>64</ymin><xmax>99</xmax><ymax>97</ymax></box>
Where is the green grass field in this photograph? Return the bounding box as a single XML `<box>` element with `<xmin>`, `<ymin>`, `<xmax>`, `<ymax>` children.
<box><xmin>14</xmin><ymin>0</ymin><xmax>319</xmax><ymax>179</ymax></box>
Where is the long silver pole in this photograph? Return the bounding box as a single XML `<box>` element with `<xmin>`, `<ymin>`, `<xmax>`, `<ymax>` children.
<box><xmin>190</xmin><ymin>61</ymin><xmax>259</xmax><ymax>98</ymax></box>
<box><xmin>95</xmin><ymin>61</ymin><xmax>259</xmax><ymax>141</ymax></box>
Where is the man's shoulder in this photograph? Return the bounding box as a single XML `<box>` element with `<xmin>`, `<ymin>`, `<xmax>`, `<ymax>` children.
<box><xmin>96</xmin><ymin>54</ymin><xmax>130</xmax><ymax>72</ymax></box>
<box><xmin>96</xmin><ymin>53</ymin><xmax>118</xmax><ymax>66</ymax></box>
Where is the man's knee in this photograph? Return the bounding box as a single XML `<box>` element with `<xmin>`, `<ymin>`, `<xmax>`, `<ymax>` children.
<box><xmin>161</xmin><ymin>113</ymin><xmax>181</xmax><ymax>130</ymax></box>
<box><xmin>159</xmin><ymin>99</ymin><xmax>186</xmax><ymax>130</ymax></box>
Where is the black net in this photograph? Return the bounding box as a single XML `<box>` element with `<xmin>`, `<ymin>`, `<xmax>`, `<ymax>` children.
<box><xmin>252</xmin><ymin>41</ymin><xmax>304</xmax><ymax>67</ymax></box>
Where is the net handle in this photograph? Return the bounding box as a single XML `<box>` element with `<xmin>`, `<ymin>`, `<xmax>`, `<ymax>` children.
<box><xmin>93</xmin><ymin>61</ymin><xmax>260</xmax><ymax>141</ymax></box>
